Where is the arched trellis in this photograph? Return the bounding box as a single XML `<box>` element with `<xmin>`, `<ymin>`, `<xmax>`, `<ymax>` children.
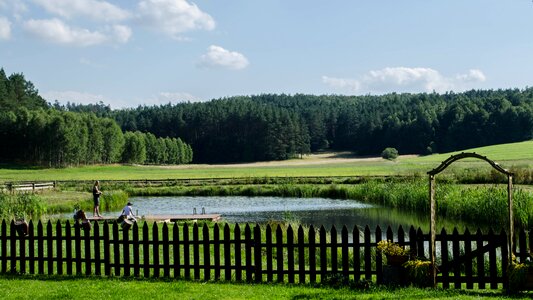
<box><xmin>427</xmin><ymin>152</ymin><xmax>513</xmax><ymax>287</ymax></box>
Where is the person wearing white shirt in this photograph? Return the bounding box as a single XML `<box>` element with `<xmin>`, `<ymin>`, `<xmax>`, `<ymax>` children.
<box><xmin>120</xmin><ymin>202</ymin><xmax>136</xmax><ymax>222</ymax></box>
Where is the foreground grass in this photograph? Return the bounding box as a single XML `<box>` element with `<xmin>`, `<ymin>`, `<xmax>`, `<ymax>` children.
<box><xmin>1</xmin><ymin>141</ymin><xmax>533</xmax><ymax>182</ymax></box>
<box><xmin>0</xmin><ymin>275</ymin><xmax>527</xmax><ymax>300</ymax></box>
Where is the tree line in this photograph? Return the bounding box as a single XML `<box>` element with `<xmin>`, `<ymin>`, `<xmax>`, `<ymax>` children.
<box><xmin>0</xmin><ymin>69</ymin><xmax>192</xmax><ymax>167</ymax></box>
<box><xmin>89</xmin><ymin>90</ymin><xmax>533</xmax><ymax>163</ymax></box>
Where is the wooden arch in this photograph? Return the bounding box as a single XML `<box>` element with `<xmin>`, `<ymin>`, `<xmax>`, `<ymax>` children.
<box><xmin>427</xmin><ymin>152</ymin><xmax>513</xmax><ymax>286</ymax></box>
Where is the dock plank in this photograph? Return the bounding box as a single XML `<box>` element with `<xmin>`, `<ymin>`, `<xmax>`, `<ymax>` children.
<box><xmin>86</xmin><ymin>214</ymin><xmax>221</xmax><ymax>222</ymax></box>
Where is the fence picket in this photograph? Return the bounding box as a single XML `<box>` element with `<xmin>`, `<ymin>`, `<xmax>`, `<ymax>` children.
<box><xmin>464</xmin><ymin>228</ymin><xmax>473</xmax><ymax>289</ymax></box>
<box><xmin>173</xmin><ymin>223</ymin><xmax>180</xmax><ymax>278</ymax></box>
<box><xmin>123</xmin><ymin>224</ymin><xmax>131</xmax><ymax>277</ymax></box>
<box><xmin>298</xmin><ymin>225</ymin><xmax>305</xmax><ymax>284</ymax></box>
<box><xmin>46</xmin><ymin>221</ymin><xmax>53</xmax><ymax>275</ymax></box>
<box><xmin>254</xmin><ymin>224</ymin><xmax>262</xmax><ymax>283</ymax></box>
<box><xmin>488</xmin><ymin>229</ymin><xmax>497</xmax><ymax>289</ymax></box>
<box><xmin>440</xmin><ymin>228</ymin><xmax>449</xmax><ymax>288</ymax></box>
<box><xmin>245</xmin><ymin>224</ymin><xmax>252</xmax><ymax>282</ymax></box>
<box><xmin>153</xmin><ymin>222</ymin><xmax>160</xmax><ymax>278</ymax></box>
<box><xmin>353</xmin><ymin>226</ymin><xmax>360</xmax><ymax>280</ymax></box>
<box><xmin>183</xmin><ymin>223</ymin><xmax>190</xmax><ymax>279</ymax></box>
<box><xmin>266</xmin><ymin>224</ymin><xmax>273</xmax><ymax>282</ymax></box>
<box><xmin>142</xmin><ymin>223</ymin><xmax>150</xmax><ymax>278</ymax></box>
<box><xmin>9</xmin><ymin>221</ymin><xmax>16</xmax><ymax>273</ymax></box>
<box><xmin>287</xmin><ymin>225</ymin><xmax>295</xmax><ymax>284</ymax></box>
<box><xmin>276</xmin><ymin>225</ymin><xmax>284</xmax><ymax>283</ymax></box>
<box><xmin>235</xmin><ymin>224</ymin><xmax>242</xmax><ymax>281</ymax></box>
<box><xmin>223</xmin><ymin>224</ymin><xmax>231</xmax><ymax>281</ymax></box>
<box><xmin>94</xmin><ymin>221</ymin><xmax>101</xmax><ymax>276</ymax></box>
<box><xmin>452</xmin><ymin>228</ymin><xmax>460</xmax><ymax>289</ymax></box>
<box><xmin>375</xmin><ymin>226</ymin><xmax>382</xmax><ymax>284</ymax></box>
<box><xmin>364</xmin><ymin>226</ymin><xmax>371</xmax><ymax>280</ymax></box>
<box><xmin>330</xmin><ymin>226</ymin><xmax>337</xmax><ymax>276</ymax></box>
<box><xmin>192</xmin><ymin>223</ymin><xmax>199</xmax><ymax>280</ymax></box>
<box><xmin>203</xmin><ymin>223</ymin><xmax>211</xmax><ymax>281</ymax></box>
<box><xmin>214</xmin><ymin>224</ymin><xmax>221</xmax><ymax>280</ymax></box>
<box><xmin>1</xmin><ymin>220</ymin><xmax>6</xmax><ymax>273</ymax></box>
<box><xmin>29</xmin><ymin>220</ymin><xmax>35</xmax><ymax>274</ymax></box>
<box><xmin>103</xmin><ymin>222</ymin><xmax>110</xmax><ymax>276</ymax></box>
<box><xmin>133</xmin><ymin>222</ymin><xmax>140</xmax><ymax>277</ymax></box>
<box><xmin>113</xmin><ymin>222</ymin><xmax>120</xmax><ymax>276</ymax></box>
<box><xmin>309</xmin><ymin>225</ymin><xmax>316</xmax><ymax>283</ymax></box>
<box><xmin>163</xmin><ymin>223</ymin><xmax>170</xmax><ymax>278</ymax></box>
<box><xmin>476</xmin><ymin>229</ymin><xmax>485</xmax><ymax>289</ymax></box>
<box><xmin>84</xmin><ymin>223</ymin><xmax>91</xmax><ymax>275</ymax></box>
<box><xmin>37</xmin><ymin>221</ymin><xmax>44</xmax><ymax>274</ymax></box>
<box><xmin>55</xmin><ymin>221</ymin><xmax>62</xmax><ymax>275</ymax></box>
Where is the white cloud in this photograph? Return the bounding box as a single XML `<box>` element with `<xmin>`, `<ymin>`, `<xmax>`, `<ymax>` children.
<box><xmin>23</xmin><ymin>18</ymin><xmax>131</xmax><ymax>46</ymax></box>
<box><xmin>111</xmin><ymin>24</ymin><xmax>132</xmax><ymax>43</ymax></box>
<box><xmin>0</xmin><ymin>16</ymin><xmax>11</xmax><ymax>39</ymax></box>
<box><xmin>137</xmin><ymin>0</ymin><xmax>215</xmax><ymax>38</ymax></box>
<box><xmin>23</xmin><ymin>18</ymin><xmax>107</xmax><ymax>46</ymax></box>
<box><xmin>323</xmin><ymin>67</ymin><xmax>487</xmax><ymax>94</ymax></box>
<box><xmin>198</xmin><ymin>45</ymin><xmax>249</xmax><ymax>70</ymax></box>
<box><xmin>32</xmin><ymin>0</ymin><xmax>130</xmax><ymax>22</ymax></box>
<box><xmin>0</xmin><ymin>0</ymin><xmax>27</xmax><ymax>20</ymax></box>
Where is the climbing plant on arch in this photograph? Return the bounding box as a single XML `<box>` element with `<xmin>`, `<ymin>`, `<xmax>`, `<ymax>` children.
<box><xmin>427</xmin><ymin>152</ymin><xmax>514</xmax><ymax>287</ymax></box>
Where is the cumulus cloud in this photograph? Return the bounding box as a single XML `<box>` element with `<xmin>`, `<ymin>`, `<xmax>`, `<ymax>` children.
<box><xmin>137</xmin><ymin>0</ymin><xmax>215</xmax><ymax>38</ymax></box>
<box><xmin>0</xmin><ymin>16</ymin><xmax>11</xmax><ymax>39</ymax></box>
<box><xmin>322</xmin><ymin>67</ymin><xmax>486</xmax><ymax>94</ymax></box>
<box><xmin>197</xmin><ymin>45</ymin><xmax>249</xmax><ymax>70</ymax></box>
<box><xmin>0</xmin><ymin>0</ymin><xmax>28</xmax><ymax>20</ymax></box>
<box><xmin>32</xmin><ymin>0</ymin><xmax>130</xmax><ymax>22</ymax></box>
<box><xmin>23</xmin><ymin>18</ymin><xmax>131</xmax><ymax>46</ymax></box>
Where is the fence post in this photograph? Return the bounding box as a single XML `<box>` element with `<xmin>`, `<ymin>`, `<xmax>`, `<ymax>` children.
<box><xmin>330</xmin><ymin>226</ymin><xmax>337</xmax><ymax>277</ymax></box>
<box><xmin>74</xmin><ymin>220</ymin><xmax>81</xmax><ymax>275</ymax></box>
<box><xmin>500</xmin><ymin>229</ymin><xmax>509</xmax><ymax>290</ymax></box>
<box><xmin>133</xmin><ymin>222</ymin><xmax>140</xmax><ymax>277</ymax></box>
<box><xmin>488</xmin><ymin>229</ymin><xmax>498</xmax><ymax>289</ymax></box>
<box><xmin>287</xmin><ymin>225</ymin><xmax>295</xmax><ymax>284</ymax></box>
<box><xmin>19</xmin><ymin>222</ymin><xmax>26</xmax><ymax>274</ymax></box>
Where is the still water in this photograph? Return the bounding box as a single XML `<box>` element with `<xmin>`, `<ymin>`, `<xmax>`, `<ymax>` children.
<box><xmin>108</xmin><ymin>196</ymin><xmax>484</xmax><ymax>232</ymax></box>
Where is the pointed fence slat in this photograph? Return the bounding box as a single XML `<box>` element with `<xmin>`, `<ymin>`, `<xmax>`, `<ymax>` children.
<box><xmin>94</xmin><ymin>221</ymin><xmax>101</xmax><ymax>276</ymax></box>
<box><xmin>192</xmin><ymin>223</ymin><xmax>199</xmax><ymax>279</ymax></box>
<box><xmin>37</xmin><ymin>221</ymin><xmax>44</xmax><ymax>274</ymax></box>
<box><xmin>46</xmin><ymin>221</ymin><xmax>53</xmax><ymax>275</ymax></box>
<box><xmin>203</xmin><ymin>224</ymin><xmax>211</xmax><ymax>281</ymax></box>
<box><xmin>464</xmin><ymin>229</ymin><xmax>473</xmax><ymax>289</ymax></box>
<box><xmin>245</xmin><ymin>224</ymin><xmax>252</xmax><ymax>282</ymax></box>
<box><xmin>84</xmin><ymin>224</ymin><xmax>91</xmax><ymax>275</ymax></box>
<box><xmin>476</xmin><ymin>229</ymin><xmax>485</xmax><ymax>289</ymax></box>
<box><xmin>153</xmin><ymin>222</ymin><xmax>160</xmax><ymax>278</ymax></box>
<box><xmin>133</xmin><ymin>222</ymin><xmax>140</xmax><ymax>277</ymax></box>
<box><xmin>309</xmin><ymin>225</ymin><xmax>316</xmax><ymax>283</ymax></box>
<box><xmin>183</xmin><ymin>223</ymin><xmax>190</xmax><ymax>280</ymax></box>
<box><xmin>341</xmin><ymin>226</ymin><xmax>349</xmax><ymax>280</ymax></box>
<box><xmin>10</xmin><ymin>221</ymin><xmax>15</xmax><ymax>274</ymax></box>
<box><xmin>29</xmin><ymin>221</ymin><xmax>35</xmax><ymax>274</ymax></box>
<box><xmin>488</xmin><ymin>229</ymin><xmax>498</xmax><ymax>289</ymax></box>
<box><xmin>235</xmin><ymin>224</ymin><xmax>242</xmax><ymax>282</ymax></box>
<box><xmin>103</xmin><ymin>222</ymin><xmax>110</xmax><ymax>276</ymax></box>
<box><xmin>142</xmin><ymin>223</ymin><xmax>150</xmax><ymax>278</ymax></box>
<box><xmin>254</xmin><ymin>225</ymin><xmax>262</xmax><ymax>283</ymax></box>
<box><xmin>124</xmin><ymin>224</ymin><xmax>131</xmax><ymax>277</ymax></box>
<box><xmin>319</xmin><ymin>226</ymin><xmax>327</xmax><ymax>281</ymax></box>
<box><xmin>1</xmin><ymin>220</ymin><xmax>7</xmax><ymax>273</ymax></box>
<box><xmin>213</xmin><ymin>224</ymin><xmax>220</xmax><ymax>280</ymax></box>
<box><xmin>364</xmin><ymin>226</ymin><xmax>372</xmax><ymax>280</ymax></box>
<box><xmin>330</xmin><ymin>226</ymin><xmax>338</xmax><ymax>276</ymax></box>
<box><xmin>298</xmin><ymin>225</ymin><xmax>305</xmax><ymax>284</ymax></box>
<box><xmin>266</xmin><ymin>225</ymin><xmax>273</xmax><ymax>282</ymax></box>
<box><xmin>172</xmin><ymin>223</ymin><xmax>180</xmax><ymax>279</ymax></box>
<box><xmin>440</xmin><ymin>228</ymin><xmax>449</xmax><ymax>288</ymax></box>
<box><xmin>375</xmin><ymin>226</ymin><xmax>382</xmax><ymax>284</ymax></box>
<box><xmin>19</xmin><ymin>223</ymin><xmax>26</xmax><ymax>274</ymax></box>
<box><xmin>55</xmin><ymin>221</ymin><xmax>62</xmax><ymax>275</ymax></box>
<box><xmin>113</xmin><ymin>222</ymin><xmax>120</xmax><ymax>276</ymax></box>
<box><xmin>276</xmin><ymin>225</ymin><xmax>284</xmax><ymax>283</ymax></box>
<box><xmin>223</xmin><ymin>224</ymin><xmax>231</xmax><ymax>281</ymax></box>
<box><xmin>452</xmin><ymin>228</ymin><xmax>461</xmax><ymax>289</ymax></box>
<box><xmin>163</xmin><ymin>223</ymin><xmax>170</xmax><ymax>278</ymax></box>
<box><xmin>287</xmin><ymin>225</ymin><xmax>295</xmax><ymax>284</ymax></box>
<box><xmin>353</xmin><ymin>226</ymin><xmax>361</xmax><ymax>280</ymax></box>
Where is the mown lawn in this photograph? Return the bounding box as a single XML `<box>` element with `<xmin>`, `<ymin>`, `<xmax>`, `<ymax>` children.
<box><xmin>1</xmin><ymin>141</ymin><xmax>533</xmax><ymax>182</ymax></box>
<box><xmin>0</xmin><ymin>275</ymin><xmax>528</xmax><ymax>300</ymax></box>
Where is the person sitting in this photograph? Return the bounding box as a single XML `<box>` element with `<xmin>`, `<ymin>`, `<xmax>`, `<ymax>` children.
<box><xmin>118</xmin><ymin>202</ymin><xmax>137</xmax><ymax>223</ymax></box>
<box><xmin>74</xmin><ymin>209</ymin><xmax>91</xmax><ymax>230</ymax></box>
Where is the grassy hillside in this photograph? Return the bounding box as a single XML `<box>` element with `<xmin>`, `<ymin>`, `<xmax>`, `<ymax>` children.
<box><xmin>0</xmin><ymin>141</ymin><xmax>532</xmax><ymax>182</ymax></box>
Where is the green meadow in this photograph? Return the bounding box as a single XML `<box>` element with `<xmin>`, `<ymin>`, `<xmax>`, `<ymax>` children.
<box><xmin>1</xmin><ymin>141</ymin><xmax>532</xmax><ymax>182</ymax></box>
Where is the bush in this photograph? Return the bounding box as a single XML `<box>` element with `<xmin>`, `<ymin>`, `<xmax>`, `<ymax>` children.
<box><xmin>381</xmin><ymin>147</ymin><xmax>399</xmax><ymax>160</ymax></box>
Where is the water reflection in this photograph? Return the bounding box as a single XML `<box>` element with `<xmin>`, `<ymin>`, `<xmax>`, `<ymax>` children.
<box><xmin>119</xmin><ymin>196</ymin><xmax>487</xmax><ymax>232</ymax></box>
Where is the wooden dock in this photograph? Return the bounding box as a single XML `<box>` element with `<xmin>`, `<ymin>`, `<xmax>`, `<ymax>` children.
<box><xmin>86</xmin><ymin>214</ymin><xmax>221</xmax><ymax>222</ymax></box>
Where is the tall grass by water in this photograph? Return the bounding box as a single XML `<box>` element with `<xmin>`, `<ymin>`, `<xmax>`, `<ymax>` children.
<box><xmin>0</xmin><ymin>193</ymin><xmax>47</xmax><ymax>219</ymax></box>
<box><xmin>126</xmin><ymin>179</ymin><xmax>533</xmax><ymax>228</ymax></box>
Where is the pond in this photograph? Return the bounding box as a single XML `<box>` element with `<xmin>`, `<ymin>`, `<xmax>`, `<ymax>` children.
<box><xmin>102</xmin><ymin>196</ymin><xmax>485</xmax><ymax>233</ymax></box>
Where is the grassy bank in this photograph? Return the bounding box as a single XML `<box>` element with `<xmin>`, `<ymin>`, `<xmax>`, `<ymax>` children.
<box><xmin>1</xmin><ymin>141</ymin><xmax>533</xmax><ymax>182</ymax></box>
<box><xmin>0</xmin><ymin>275</ymin><xmax>526</xmax><ymax>299</ymax></box>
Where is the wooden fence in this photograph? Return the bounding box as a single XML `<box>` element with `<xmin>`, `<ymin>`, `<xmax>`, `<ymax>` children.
<box><xmin>0</xmin><ymin>219</ymin><xmax>527</xmax><ymax>288</ymax></box>
<box><xmin>2</xmin><ymin>182</ymin><xmax>55</xmax><ymax>193</ymax></box>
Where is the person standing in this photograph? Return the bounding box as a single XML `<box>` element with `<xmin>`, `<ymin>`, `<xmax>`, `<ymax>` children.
<box><xmin>93</xmin><ymin>180</ymin><xmax>102</xmax><ymax>217</ymax></box>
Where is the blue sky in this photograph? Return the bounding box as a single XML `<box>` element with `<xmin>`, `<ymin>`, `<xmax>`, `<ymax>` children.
<box><xmin>1</xmin><ymin>0</ymin><xmax>532</xmax><ymax>108</ymax></box>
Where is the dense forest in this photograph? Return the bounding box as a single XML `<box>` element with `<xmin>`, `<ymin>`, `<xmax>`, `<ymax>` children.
<box><xmin>0</xmin><ymin>69</ymin><xmax>192</xmax><ymax>167</ymax></box>
<box><xmin>89</xmin><ymin>91</ymin><xmax>533</xmax><ymax>163</ymax></box>
<box><xmin>2</xmin><ymin>68</ymin><xmax>533</xmax><ymax>165</ymax></box>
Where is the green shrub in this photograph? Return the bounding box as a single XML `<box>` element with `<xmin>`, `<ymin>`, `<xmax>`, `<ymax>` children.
<box><xmin>381</xmin><ymin>147</ymin><xmax>399</xmax><ymax>160</ymax></box>
<box><xmin>0</xmin><ymin>193</ymin><xmax>47</xmax><ymax>219</ymax></box>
